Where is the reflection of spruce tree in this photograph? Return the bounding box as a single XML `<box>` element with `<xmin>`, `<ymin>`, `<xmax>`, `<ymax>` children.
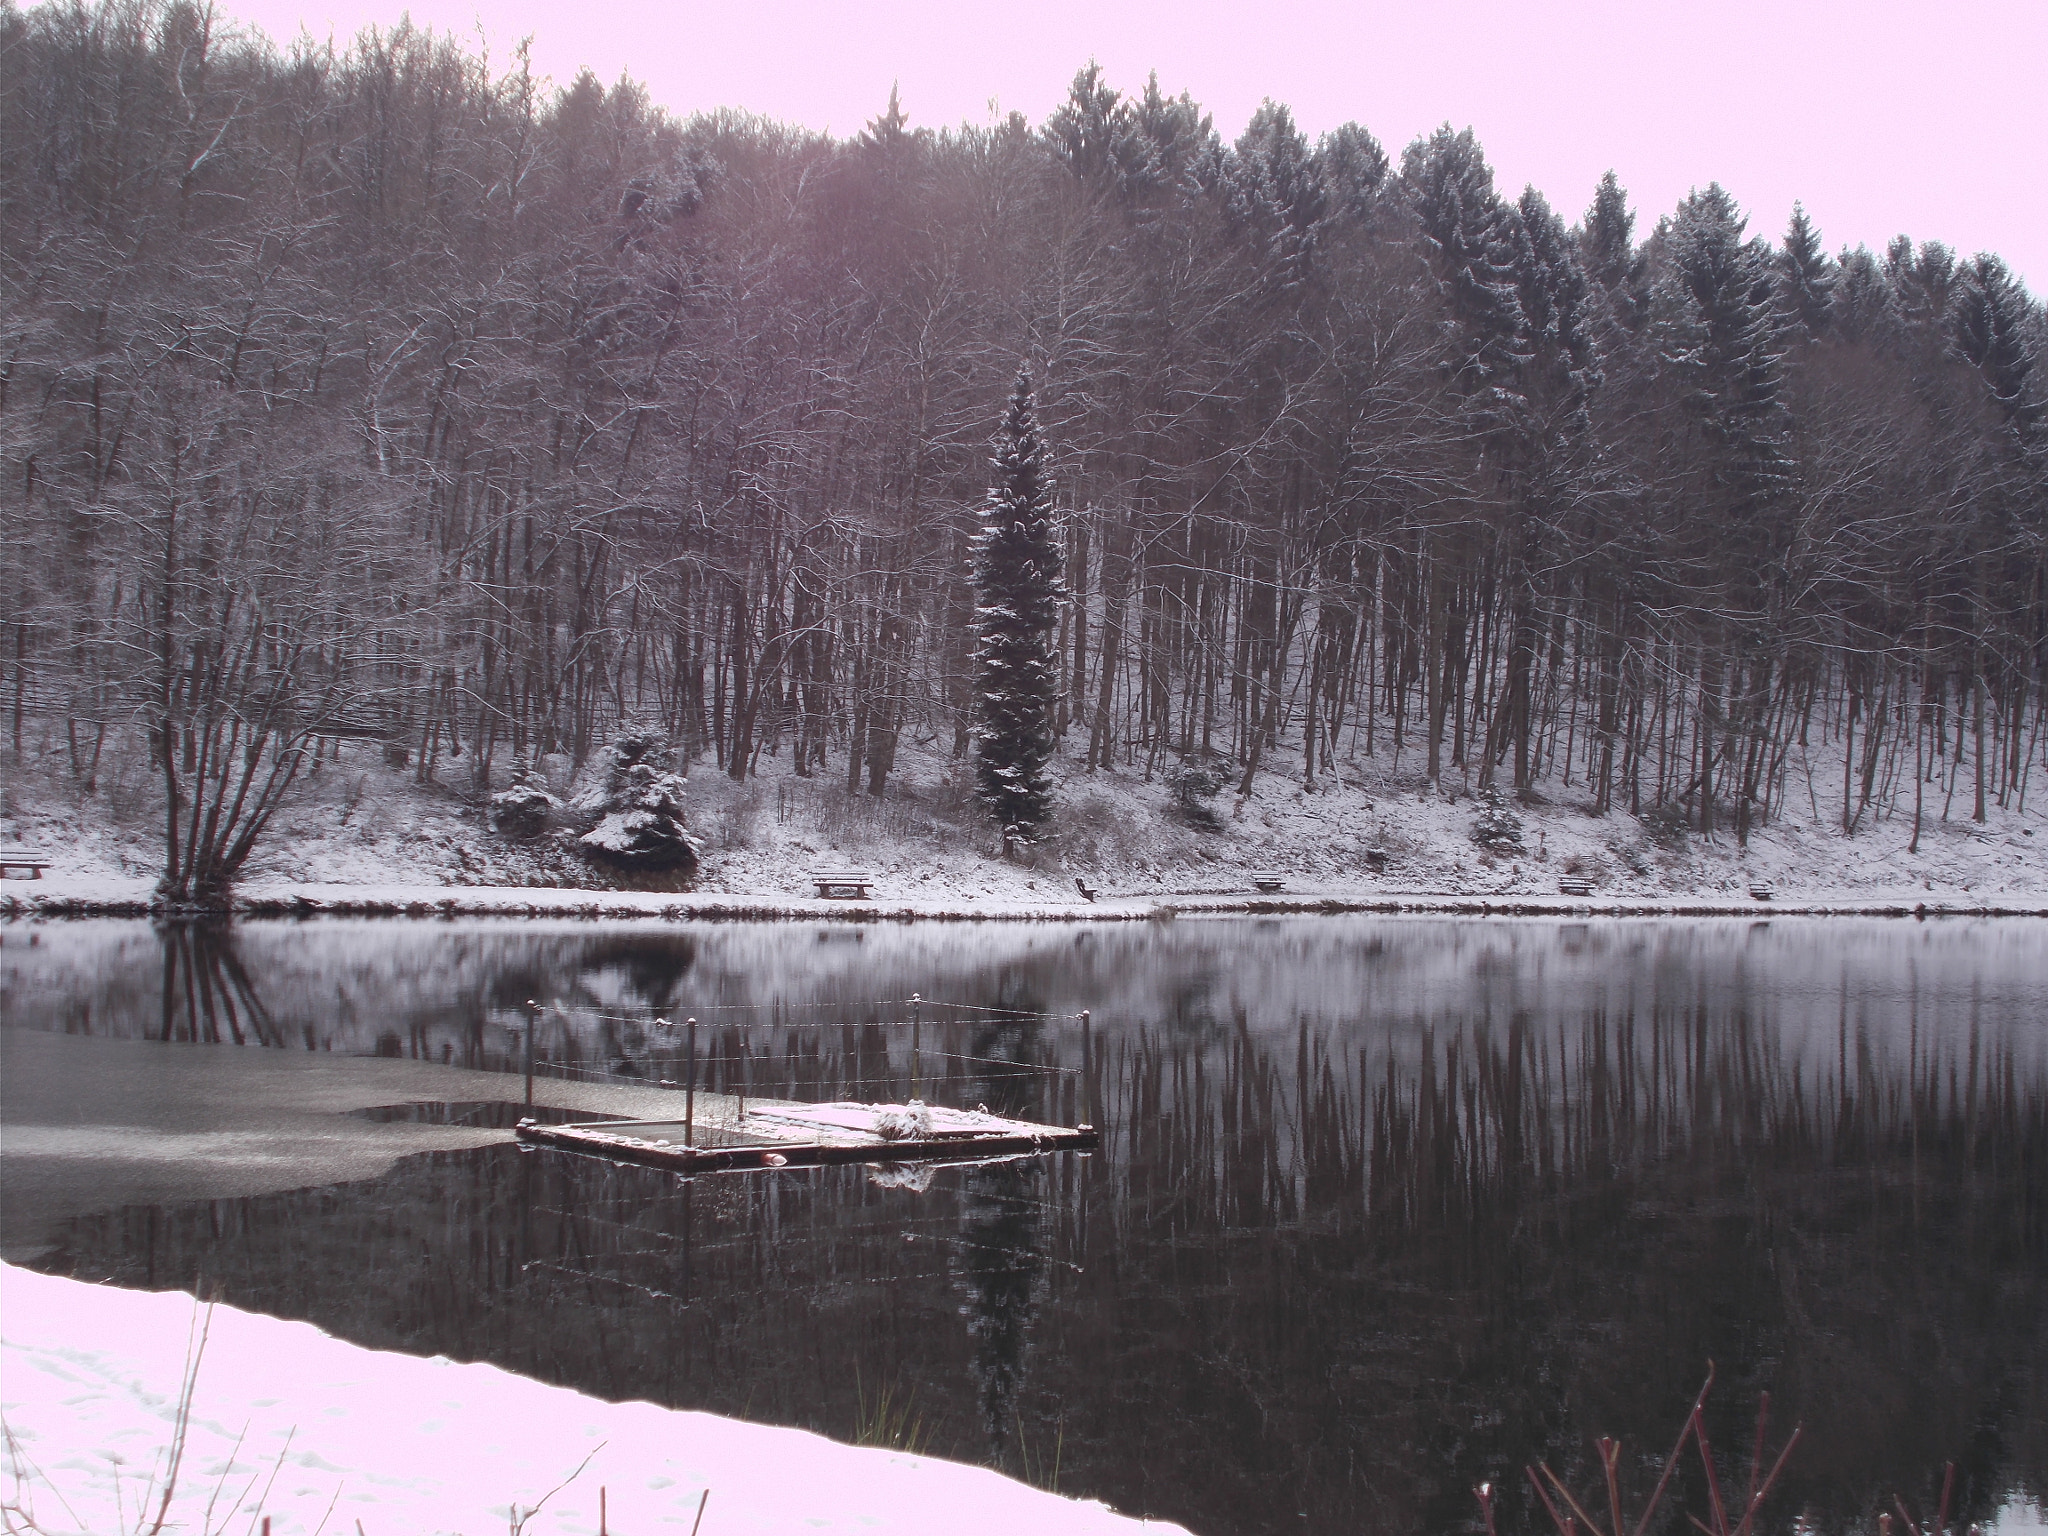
<box><xmin>953</xmin><ymin>983</ymin><xmax>1049</xmax><ymax>1469</ymax></box>
<box><xmin>579</xmin><ymin>936</ymin><xmax>699</xmax><ymax>1014</ymax></box>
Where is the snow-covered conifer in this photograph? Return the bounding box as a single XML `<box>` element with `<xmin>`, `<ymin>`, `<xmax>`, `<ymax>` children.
<box><xmin>1580</xmin><ymin>170</ymin><xmax>1650</xmax><ymax>327</ymax></box>
<box><xmin>1775</xmin><ymin>203</ymin><xmax>1837</xmax><ymax>336</ymax></box>
<box><xmin>1402</xmin><ymin>126</ymin><xmax>1531</xmax><ymax>419</ymax></box>
<box><xmin>1656</xmin><ymin>184</ymin><xmax>1793</xmax><ymax>516</ymax></box>
<box><xmin>1232</xmin><ymin>101</ymin><xmax>1326</xmax><ymax>287</ymax></box>
<box><xmin>574</xmin><ymin>731</ymin><xmax>700</xmax><ymax>875</ymax></box>
<box><xmin>489</xmin><ymin>758</ymin><xmax>560</xmax><ymax>841</ymax></box>
<box><xmin>1950</xmin><ymin>253</ymin><xmax>2043</xmax><ymax>447</ymax></box>
<box><xmin>1317</xmin><ymin>122</ymin><xmax>1388</xmax><ymax>230</ymax></box>
<box><xmin>1832</xmin><ymin>245</ymin><xmax>1893</xmax><ymax>342</ymax></box>
<box><xmin>971</xmin><ymin>370</ymin><xmax>1066</xmax><ymax>854</ymax></box>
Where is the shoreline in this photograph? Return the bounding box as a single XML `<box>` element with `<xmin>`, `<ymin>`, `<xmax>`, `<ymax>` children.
<box><xmin>7</xmin><ymin>878</ymin><xmax>2048</xmax><ymax>922</ymax></box>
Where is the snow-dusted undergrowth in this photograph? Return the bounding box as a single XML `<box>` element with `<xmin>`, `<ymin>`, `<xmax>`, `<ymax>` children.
<box><xmin>4</xmin><ymin>725</ymin><xmax>2046</xmax><ymax>914</ymax></box>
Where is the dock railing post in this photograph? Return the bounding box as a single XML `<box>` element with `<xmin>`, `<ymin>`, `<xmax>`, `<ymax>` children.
<box><xmin>910</xmin><ymin>993</ymin><xmax>922</xmax><ymax>1101</ymax></box>
<box><xmin>685</xmin><ymin>1017</ymin><xmax>698</xmax><ymax>1147</ymax></box>
<box><xmin>524</xmin><ymin>999</ymin><xmax>537</xmax><ymax>1108</ymax></box>
<box><xmin>1080</xmin><ymin>1009</ymin><xmax>1091</xmax><ymax>1127</ymax></box>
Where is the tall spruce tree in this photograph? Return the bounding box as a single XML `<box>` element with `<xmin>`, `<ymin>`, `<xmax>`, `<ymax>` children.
<box><xmin>1655</xmin><ymin>184</ymin><xmax>1794</xmax><ymax>842</ymax></box>
<box><xmin>1776</xmin><ymin>202</ymin><xmax>1837</xmax><ymax>336</ymax></box>
<box><xmin>972</xmin><ymin>369</ymin><xmax>1066</xmax><ymax>853</ymax></box>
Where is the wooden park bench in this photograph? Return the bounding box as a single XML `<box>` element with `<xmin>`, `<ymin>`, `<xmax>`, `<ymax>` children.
<box><xmin>1250</xmin><ymin>873</ymin><xmax>1286</xmax><ymax>894</ymax></box>
<box><xmin>1558</xmin><ymin>876</ymin><xmax>1596</xmax><ymax>897</ymax></box>
<box><xmin>1749</xmin><ymin>882</ymin><xmax>1775</xmax><ymax>901</ymax></box>
<box><xmin>1073</xmin><ymin>876</ymin><xmax>1098</xmax><ymax>902</ymax></box>
<box><xmin>0</xmin><ymin>847</ymin><xmax>52</xmax><ymax>880</ymax></box>
<box><xmin>810</xmin><ymin>869</ymin><xmax>874</xmax><ymax>900</ymax></box>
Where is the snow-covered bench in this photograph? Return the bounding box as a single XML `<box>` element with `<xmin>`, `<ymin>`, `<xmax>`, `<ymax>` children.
<box><xmin>0</xmin><ymin>847</ymin><xmax>52</xmax><ymax>880</ymax></box>
<box><xmin>1558</xmin><ymin>876</ymin><xmax>1596</xmax><ymax>897</ymax></box>
<box><xmin>1749</xmin><ymin>882</ymin><xmax>1775</xmax><ymax>901</ymax></box>
<box><xmin>1250</xmin><ymin>873</ymin><xmax>1286</xmax><ymax>894</ymax></box>
<box><xmin>810</xmin><ymin>870</ymin><xmax>874</xmax><ymax>900</ymax></box>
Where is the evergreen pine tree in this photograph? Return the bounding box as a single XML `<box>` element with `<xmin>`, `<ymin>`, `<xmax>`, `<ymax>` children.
<box><xmin>1832</xmin><ymin>245</ymin><xmax>1893</xmax><ymax>343</ymax></box>
<box><xmin>1231</xmin><ymin>100</ymin><xmax>1326</xmax><ymax>287</ymax></box>
<box><xmin>1113</xmin><ymin>73</ymin><xmax>1210</xmax><ymax>207</ymax></box>
<box><xmin>971</xmin><ymin>369</ymin><xmax>1066</xmax><ymax>854</ymax></box>
<box><xmin>1950</xmin><ymin>253</ymin><xmax>2043</xmax><ymax>448</ymax></box>
<box><xmin>1045</xmin><ymin>63</ymin><xmax>1125</xmax><ymax>187</ymax></box>
<box><xmin>1654</xmin><ymin>184</ymin><xmax>1795</xmax><ymax>842</ymax></box>
<box><xmin>1581</xmin><ymin>171</ymin><xmax>1637</xmax><ymax>289</ymax></box>
<box><xmin>1402</xmin><ymin>126</ymin><xmax>1531</xmax><ymax>419</ymax></box>
<box><xmin>574</xmin><ymin>730</ymin><xmax>700</xmax><ymax>875</ymax></box>
<box><xmin>1317</xmin><ymin>121</ymin><xmax>1388</xmax><ymax>230</ymax></box>
<box><xmin>1580</xmin><ymin>170</ymin><xmax>1650</xmax><ymax>326</ymax></box>
<box><xmin>1658</xmin><ymin>184</ymin><xmax>1793</xmax><ymax>514</ymax></box>
<box><xmin>1775</xmin><ymin>203</ymin><xmax>1837</xmax><ymax>335</ymax></box>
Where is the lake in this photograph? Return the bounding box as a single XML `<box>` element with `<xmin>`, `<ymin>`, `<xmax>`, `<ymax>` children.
<box><xmin>2</xmin><ymin>914</ymin><xmax>2044</xmax><ymax>1535</ymax></box>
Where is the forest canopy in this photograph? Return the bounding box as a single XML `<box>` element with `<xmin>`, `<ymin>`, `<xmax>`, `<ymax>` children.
<box><xmin>3</xmin><ymin>0</ymin><xmax>2044</xmax><ymax>870</ymax></box>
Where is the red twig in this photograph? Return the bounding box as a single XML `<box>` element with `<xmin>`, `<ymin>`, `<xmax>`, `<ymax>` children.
<box><xmin>1692</xmin><ymin>1403</ymin><xmax>1731</xmax><ymax>1536</ymax></box>
<box><xmin>1745</xmin><ymin>1392</ymin><xmax>1769</xmax><ymax>1514</ymax></box>
<box><xmin>1601</xmin><ymin>1437</ymin><xmax>1625</xmax><ymax>1536</ymax></box>
<box><xmin>1632</xmin><ymin>1364</ymin><xmax>1713</xmax><ymax>1536</ymax></box>
<box><xmin>1475</xmin><ymin>1481</ymin><xmax>1500</xmax><ymax>1536</ymax></box>
<box><xmin>1541</xmin><ymin>1462</ymin><xmax>1613</xmax><ymax>1536</ymax></box>
<box><xmin>1731</xmin><ymin>1426</ymin><xmax>1802</xmax><ymax>1536</ymax></box>
<box><xmin>1528</xmin><ymin>1464</ymin><xmax>1574</xmax><ymax>1535</ymax></box>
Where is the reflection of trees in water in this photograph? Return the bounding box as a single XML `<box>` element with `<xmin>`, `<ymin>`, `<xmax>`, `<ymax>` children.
<box><xmin>29</xmin><ymin>996</ymin><xmax>2047</xmax><ymax>1536</ymax></box>
<box><xmin>1093</xmin><ymin>1004</ymin><xmax>2046</xmax><ymax>1534</ymax></box>
<box><xmin>952</xmin><ymin>974</ymin><xmax>1051</xmax><ymax>1470</ymax></box>
<box><xmin>155</xmin><ymin>922</ymin><xmax>279</xmax><ymax>1045</ymax></box>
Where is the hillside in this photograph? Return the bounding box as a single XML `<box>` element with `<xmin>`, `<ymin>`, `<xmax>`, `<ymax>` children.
<box><xmin>5</xmin><ymin>724</ymin><xmax>2043</xmax><ymax>914</ymax></box>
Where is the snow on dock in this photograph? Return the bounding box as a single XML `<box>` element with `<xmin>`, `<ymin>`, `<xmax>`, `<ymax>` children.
<box><xmin>516</xmin><ymin>1099</ymin><xmax>1097</xmax><ymax>1174</ymax></box>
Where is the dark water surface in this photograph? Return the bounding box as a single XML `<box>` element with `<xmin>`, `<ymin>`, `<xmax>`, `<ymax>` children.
<box><xmin>3</xmin><ymin>915</ymin><xmax>2045</xmax><ymax>1535</ymax></box>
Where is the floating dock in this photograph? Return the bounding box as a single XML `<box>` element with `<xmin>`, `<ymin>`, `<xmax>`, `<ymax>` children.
<box><xmin>515</xmin><ymin>1099</ymin><xmax>1097</xmax><ymax>1175</ymax></box>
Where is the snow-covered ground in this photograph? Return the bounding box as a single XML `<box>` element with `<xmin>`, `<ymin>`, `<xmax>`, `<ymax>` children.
<box><xmin>4</xmin><ymin>731</ymin><xmax>2047</xmax><ymax>916</ymax></box>
<box><xmin>0</xmin><ymin>1263</ymin><xmax>1188</xmax><ymax>1536</ymax></box>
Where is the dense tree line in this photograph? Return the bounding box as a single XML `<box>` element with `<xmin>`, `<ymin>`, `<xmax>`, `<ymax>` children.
<box><xmin>3</xmin><ymin>1</ymin><xmax>2044</xmax><ymax>888</ymax></box>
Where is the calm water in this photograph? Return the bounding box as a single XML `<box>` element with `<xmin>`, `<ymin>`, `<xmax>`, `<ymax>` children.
<box><xmin>3</xmin><ymin>915</ymin><xmax>2045</xmax><ymax>1535</ymax></box>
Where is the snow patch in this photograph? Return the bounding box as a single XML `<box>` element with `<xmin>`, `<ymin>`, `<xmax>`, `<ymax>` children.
<box><xmin>0</xmin><ymin>1263</ymin><xmax>1188</xmax><ymax>1535</ymax></box>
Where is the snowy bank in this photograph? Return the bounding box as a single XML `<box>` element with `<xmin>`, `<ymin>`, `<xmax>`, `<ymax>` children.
<box><xmin>8</xmin><ymin>729</ymin><xmax>2048</xmax><ymax>921</ymax></box>
<box><xmin>7</xmin><ymin>873</ymin><xmax>2048</xmax><ymax>922</ymax></box>
<box><xmin>0</xmin><ymin>1264</ymin><xmax>1189</xmax><ymax>1535</ymax></box>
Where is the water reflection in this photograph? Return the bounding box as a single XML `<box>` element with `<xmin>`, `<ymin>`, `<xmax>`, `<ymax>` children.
<box><xmin>955</xmin><ymin>980</ymin><xmax>1051</xmax><ymax>1471</ymax></box>
<box><xmin>5</xmin><ymin>918</ymin><xmax>2046</xmax><ymax>1534</ymax></box>
<box><xmin>155</xmin><ymin>920</ymin><xmax>280</xmax><ymax>1045</ymax></box>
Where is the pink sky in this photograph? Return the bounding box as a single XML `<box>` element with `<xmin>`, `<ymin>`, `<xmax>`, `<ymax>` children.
<box><xmin>188</xmin><ymin>0</ymin><xmax>2046</xmax><ymax>290</ymax></box>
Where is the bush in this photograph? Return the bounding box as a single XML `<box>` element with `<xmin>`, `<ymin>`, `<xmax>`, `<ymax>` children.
<box><xmin>574</xmin><ymin>732</ymin><xmax>701</xmax><ymax>875</ymax></box>
<box><xmin>1167</xmin><ymin>760</ymin><xmax>1231</xmax><ymax>831</ymax></box>
<box><xmin>1640</xmin><ymin>802</ymin><xmax>1690</xmax><ymax>852</ymax></box>
<box><xmin>1470</xmin><ymin>786</ymin><xmax>1525</xmax><ymax>853</ymax></box>
<box><xmin>489</xmin><ymin>759</ymin><xmax>560</xmax><ymax>840</ymax></box>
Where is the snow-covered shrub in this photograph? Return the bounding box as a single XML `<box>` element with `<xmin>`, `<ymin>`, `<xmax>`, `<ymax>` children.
<box><xmin>1470</xmin><ymin>786</ymin><xmax>1525</xmax><ymax>853</ymax></box>
<box><xmin>573</xmin><ymin>731</ymin><xmax>701</xmax><ymax>875</ymax></box>
<box><xmin>873</xmin><ymin>1100</ymin><xmax>934</xmax><ymax>1141</ymax></box>
<box><xmin>1167</xmin><ymin>760</ymin><xmax>1231</xmax><ymax>831</ymax></box>
<box><xmin>489</xmin><ymin>759</ymin><xmax>560</xmax><ymax>840</ymax></box>
<box><xmin>1612</xmin><ymin>838</ymin><xmax>1652</xmax><ymax>876</ymax></box>
<box><xmin>1640</xmin><ymin>802</ymin><xmax>1690</xmax><ymax>852</ymax></box>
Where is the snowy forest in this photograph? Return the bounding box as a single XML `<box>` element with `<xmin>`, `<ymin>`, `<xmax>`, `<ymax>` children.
<box><xmin>3</xmin><ymin>1</ymin><xmax>2045</xmax><ymax>882</ymax></box>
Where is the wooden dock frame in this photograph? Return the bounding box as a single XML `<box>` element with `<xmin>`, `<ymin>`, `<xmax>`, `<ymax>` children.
<box><xmin>515</xmin><ymin>1114</ymin><xmax>1099</xmax><ymax>1176</ymax></box>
